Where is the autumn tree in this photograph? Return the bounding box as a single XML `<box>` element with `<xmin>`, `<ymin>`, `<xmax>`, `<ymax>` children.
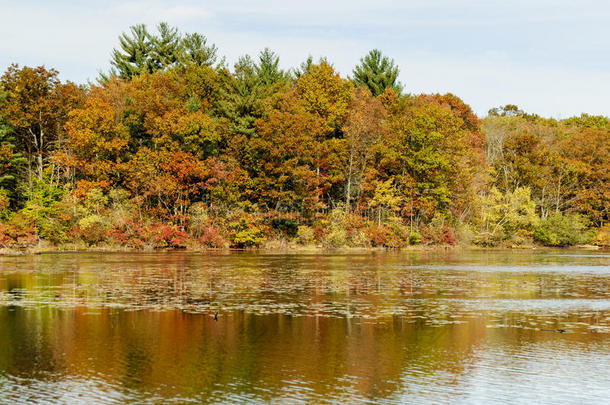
<box><xmin>0</xmin><ymin>64</ymin><xmax>82</xmax><ymax>187</ymax></box>
<box><xmin>342</xmin><ymin>87</ymin><xmax>387</xmax><ymax>210</ymax></box>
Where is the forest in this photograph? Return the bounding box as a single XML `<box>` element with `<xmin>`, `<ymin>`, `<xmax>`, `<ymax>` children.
<box><xmin>0</xmin><ymin>23</ymin><xmax>607</xmax><ymax>251</ymax></box>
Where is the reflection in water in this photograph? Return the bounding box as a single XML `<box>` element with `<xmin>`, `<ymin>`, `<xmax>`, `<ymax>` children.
<box><xmin>0</xmin><ymin>250</ymin><xmax>608</xmax><ymax>404</ymax></box>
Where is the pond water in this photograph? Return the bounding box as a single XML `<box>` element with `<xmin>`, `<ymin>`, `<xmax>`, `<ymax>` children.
<box><xmin>0</xmin><ymin>250</ymin><xmax>608</xmax><ymax>404</ymax></box>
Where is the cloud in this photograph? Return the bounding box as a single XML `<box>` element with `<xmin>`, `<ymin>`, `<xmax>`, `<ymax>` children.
<box><xmin>0</xmin><ymin>0</ymin><xmax>608</xmax><ymax>117</ymax></box>
<box><xmin>107</xmin><ymin>1</ymin><xmax>213</xmax><ymax>24</ymax></box>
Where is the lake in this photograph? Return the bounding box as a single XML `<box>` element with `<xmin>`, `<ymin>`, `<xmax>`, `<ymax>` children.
<box><xmin>0</xmin><ymin>250</ymin><xmax>608</xmax><ymax>404</ymax></box>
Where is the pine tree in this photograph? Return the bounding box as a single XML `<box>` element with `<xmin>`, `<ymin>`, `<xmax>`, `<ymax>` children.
<box><xmin>218</xmin><ymin>56</ymin><xmax>264</xmax><ymax>137</ymax></box>
<box><xmin>0</xmin><ymin>91</ymin><xmax>27</xmax><ymax>194</ymax></box>
<box><xmin>180</xmin><ymin>33</ymin><xmax>218</xmax><ymax>67</ymax></box>
<box><xmin>255</xmin><ymin>48</ymin><xmax>285</xmax><ymax>86</ymax></box>
<box><xmin>110</xmin><ymin>24</ymin><xmax>155</xmax><ymax>78</ymax></box>
<box><xmin>352</xmin><ymin>49</ymin><xmax>403</xmax><ymax>96</ymax></box>
<box><xmin>150</xmin><ymin>22</ymin><xmax>182</xmax><ymax>70</ymax></box>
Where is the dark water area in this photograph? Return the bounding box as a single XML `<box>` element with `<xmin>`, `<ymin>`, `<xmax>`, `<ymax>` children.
<box><xmin>0</xmin><ymin>250</ymin><xmax>608</xmax><ymax>404</ymax></box>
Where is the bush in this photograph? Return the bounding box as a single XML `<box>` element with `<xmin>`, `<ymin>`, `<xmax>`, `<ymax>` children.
<box><xmin>77</xmin><ymin>214</ymin><xmax>108</xmax><ymax>245</ymax></box>
<box><xmin>271</xmin><ymin>218</ymin><xmax>300</xmax><ymax>237</ymax></box>
<box><xmin>6</xmin><ymin>213</ymin><xmax>37</xmax><ymax>247</ymax></box>
<box><xmin>323</xmin><ymin>207</ymin><xmax>348</xmax><ymax>247</ymax></box>
<box><xmin>150</xmin><ymin>223</ymin><xmax>189</xmax><ymax>248</ymax></box>
<box><xmin>594</xmin><ymin>224</ymin><xmax>610</xmax><ymax>247</ymax></box>
<box><xmin>426</xmin><ymin>214</ymin><xmax>456</xmax><ymax>245</ymax></box>
<box><xmin>229</xmin><ymin>213</ymin><xmax>265</xmax><ymax>247</ymax></box>
<box><xmin>534</xmin><ymin>213</ymin><xmax>592</xmax><ymax>247</ymax></box>
<box><xmin>296</xmin><ymin>225</ymin><xmax>315</xmax><ymax>245</ymax></box>
<box><xmin>22</xmin><ymin>176</ymin><xmax>70</xmax><ymax>244</ymax></box>
<box><xmin>409</xmin><ymin>231</ymin><xmax>422</xmax><ymax>245</ymax></box>
<box><xmin>368</xmin><ymin>225</ymin><xmax>391</xmax><ymax>247</ymax></box>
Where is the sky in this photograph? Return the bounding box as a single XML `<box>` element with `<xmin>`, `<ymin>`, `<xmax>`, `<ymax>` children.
<box><xmin>1</xmin><ymin>0</ymin><xmax>609</xmax><ymax>118</ymax></box>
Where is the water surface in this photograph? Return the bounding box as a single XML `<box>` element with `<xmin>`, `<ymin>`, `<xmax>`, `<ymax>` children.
<box><xmin>0</xmin><ymin>250</ymin><xmax>608</xmax><ymax>403</ymax></box>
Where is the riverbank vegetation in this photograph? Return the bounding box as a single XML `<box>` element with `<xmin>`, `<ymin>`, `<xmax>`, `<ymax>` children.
<box><xmin>0</xmin><ymin>23</ymin><xmax>607</xmax><ymax>251</ymax></box>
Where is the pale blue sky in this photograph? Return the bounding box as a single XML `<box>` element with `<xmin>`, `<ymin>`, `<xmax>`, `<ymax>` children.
<box><xmin>1</xmin><ymin>0</ymin><xmax>609</xmax><ymax>117</ymax></box>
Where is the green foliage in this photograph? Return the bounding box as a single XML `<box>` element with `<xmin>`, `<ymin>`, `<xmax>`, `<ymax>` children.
<box><xmin>109</xmin><ymin>23</ymin><xmax>218</xmax><ymax>79</ymax></box>
<box><xmin>255</xmin><ymin>48</ymin><xmax>285</xmax><ymax>86</ymax></box>
<box><xmin>180</xmin><ymin>33</ymin><xmax>218</xmax><ymax>67</ymax></box>
<box><xmin>0</xmin><ymin>94</ymin><xmax>26</xmax><ymax>193</ymax></box>
<box><xmin>218</xmin><ymin>55</ymin><xmax>265</xmax><ymax>137</ymax></box>
<box><xmin>593</xmin><ymin>224</ymin><xmax>610</xmax><ymax>247</ymax></box>
<box><xmin>229</xmin><ymin>213</ymin><xmax>265</xmax><ymax>247</ymax></box>
<box><xmin>561</xmin><ymin>113</ymin><xmax>610</xmax><ymax>130</ymax></box>
<box><xmin>296</xmin><ymin>225</ymin><xmax>315</xmax><ymax>244</ymax></box>
<box><xmin>409</xmin><ymin>232</ymin><xmax>422</xmax><ymax>245</ymax></box>
<box><xmin>352</xmin><ymin>49</ymin><xmax>403</xmax><ymax>96</ymax></box>
<box><xmin>534</xmin><ymin>213</ymin><xmax>592</xmax><ymax>247</ymax></box>
<box><xmin>475</xmin><ymin>187</ymin><xmax>539</xmax><ymax>246</ymax></box>
<box><xmin>111</xmin><ymin>24</ymin><xmax>156</xmax><ymax>78</ymax></box>
<box><xmin>22</xmin><ymin>175</ymin><xmax>69</xmax><ymax>244</ymax></box>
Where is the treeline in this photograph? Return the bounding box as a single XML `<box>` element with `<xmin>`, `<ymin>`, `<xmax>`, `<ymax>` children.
<box><xmin>0</xmin><ymin>23</ymin><xmax>607</xmax><ymax>250</ymax></box>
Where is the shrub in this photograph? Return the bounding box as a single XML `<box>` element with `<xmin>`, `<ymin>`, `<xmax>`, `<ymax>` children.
<box><xmin>323</xmin><ymin>207</ymin><xmax>348</xmax><ymax>247</ymax></box>
<box><xmin>0</xmin><ymin>222</ymin><xmax>12</xmax><ymax>246</ymax></box>
<box><xmin>150</xmin><ymin>224</ymin><xmax>189</xmax><ymax>248</ymax></box>
<box><xmin>229</xmin><ymin>213</ymin><xmax>265</xmax><ymax>247</ymax></box>
<box><xmin>368</xmin><ymin>225</ymin><xmax>391</xmax><ymax>247</ymax></box>
<box><xmin>409</xmin><ymin>231</ymin><xmax>422</xmax><ymax>245</ymax></box>
<box><xmin>534</xmin><ymin>213</ymin><xmax>592</xmax><ymax>247</ymax></box>
<box><xmin>296</xmin><ymin>225</ymin><xmax>315</xmax><ymax>245</ymax></box>
<box><xmin>106</xmin><ymin>220</ymin><xmax>147</xmax><ymax>248</ymax></box>
<box><xmin>7</xmin><ymin>213</ymin><xmax>37</xmax><ymax>247</ymax></box>
<box><xmin>594</xmin><ymin>224</ymin><xmax>610</xmax><ymax>247</ymax></box>
<box><xmin>271</xmin><ymin>218</ymin><xmax>300</xmax><ymax>237</ymax></box>
<box><xmin>22</xmin><ymin>176</ymin><xmax>70</xmax><ymax>244</ymax></box>
<box><xmin>324</xmin><ymin>226</ymin><xmax>347</xmax><ymax>247</ymax></box>
<box><xmin>426</xmin><ymin>214</ymin><xmax>456</xmax><ymax>245</ymax></box>
<box><xmin>77</xmin><ymin>214</ymin><xmax>108</xmax><ymax>245</ymax></box>
<box><xmin>199</xmin><ymin>225</ymin><xmax>227</xmax><ymax>248</ymax></box>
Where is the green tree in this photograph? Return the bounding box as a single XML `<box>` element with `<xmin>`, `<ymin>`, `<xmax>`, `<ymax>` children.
<box><xmin>180</xmin><ymin>32</ymin><xmax>218</xmax><ymax>67</ymax></box>
<box><xmin>534</xmin><ymin>212</ymin><xmax>592</xmax><ymax>246</ymax></box>
<box><xmin>256</xmin><ymin>48</ymin><xmax>285</xmax><ymax>86</ymax></box>
<box><xmin>352</xmin><ymin>49</ymin><xmax>403</xmax><ymax>96</ymax></box>
<box><xmin>150</xmin><ymin>22</ymin><xmax>182</xmax><ymax>70</ymax></box>
<box><xmin>0</xmin><ymin>93</ymin><xmax>26</xmax><ymax>194</ymax></box>
<box><xmin>218</xmin><ymin>56</ymin><xmax>264</xmax><ymax>137</ymax></box>
<box><xmin>111</xmin><ymin>24</ymin><xmax>156</xmax><ymax>78</ymax></box>
<box><xmin>110</xmin><ymin>23</ymin><xmax>218</xmax><ymax>79</ymax></box>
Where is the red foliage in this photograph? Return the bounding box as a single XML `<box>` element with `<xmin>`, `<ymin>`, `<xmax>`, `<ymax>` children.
<box><xmin>149</xmin><ymin>223</ymin><xmax>189</xmax><ymax>248</ymax></box>
<box><xmin>198</xmin><ymin>226</ymin><xmax>226</xmax><ymax>248</ymax></box>
<box><xmin>368</xmin><ymin>225</ymin><xmax>391</xmax><ymax>247</ymax></box>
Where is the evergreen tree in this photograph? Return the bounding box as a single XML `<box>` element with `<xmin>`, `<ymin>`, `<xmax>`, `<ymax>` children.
<box><xmin>180</xmin><ymin>33</ymin><xmax>218</xmax><ymax>67</ymax></box>
<box><xmin>109</xmin><ymin>23</ymin><xmax>219</xmax><ymax>79</ymax></box>
<box><xmin>218</xmin><ymin>55</ymin><xmax>264</xmax><ymax>137</ymax></box>
<box><xmin>110</xmin><ymin>24</ymin><xmax>155</xmax><ymax>78</ymax></box>
<box><xmin>352</xmin><ymin>49</ymin><xmax>403</xmax><ymax>96</ymax></box>
<box><xmin>255</xmin><ymin>48</ymin><xmax>285</xmax><ymax>86</ymax></box>
<box><xmin>0</xmin><ymin>91</ymin><xmax>28</xmax><ymax>197</ymax></box>
<box><xmin>292</xmin><ymin>55</ymin><xmax>314</xmax><ymax>80</ymax></box>
<box><xmin>150</xmin><ymin>22</ymin><xmax>182</xmax><ymax>70</ymax></box>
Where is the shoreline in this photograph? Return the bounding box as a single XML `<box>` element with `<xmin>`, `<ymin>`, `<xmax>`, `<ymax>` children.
<box><xmin>0</xmin><ymin>242</ymin><xmax>603</xmax><ymax>256</ymax></box>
